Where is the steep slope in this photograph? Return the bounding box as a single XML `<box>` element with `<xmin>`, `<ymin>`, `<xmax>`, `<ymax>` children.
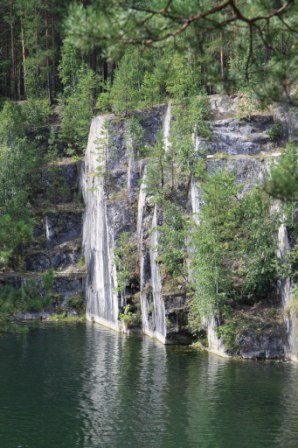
<box><xmin>81</xmin><ymin>96</ymin><xmax>298</xmax><ymax>359</ymax></box>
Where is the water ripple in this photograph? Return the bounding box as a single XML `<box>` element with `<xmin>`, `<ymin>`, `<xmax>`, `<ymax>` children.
<box><xmin>0</xmin><ymin>324</ymin><xmax>297</xmax><ymax>448</ymax></box>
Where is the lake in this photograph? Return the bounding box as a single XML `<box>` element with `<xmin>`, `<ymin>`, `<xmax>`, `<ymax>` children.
<box><xmin>0</xmin><ymin>323</ymin><xmax>297</xmax><ymax>448</ymax></box>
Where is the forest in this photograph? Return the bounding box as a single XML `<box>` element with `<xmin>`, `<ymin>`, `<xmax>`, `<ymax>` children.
<box><xmin>0</xmin><ymin>0</ymin><xmax>298</xmax><ymax>345</ymax></box>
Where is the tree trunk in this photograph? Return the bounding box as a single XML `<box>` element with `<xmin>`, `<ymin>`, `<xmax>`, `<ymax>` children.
<box><xmin>10</xmin><ymin>1</ymin><xmax>17</xmax><ymax>99</ymax></box>
<box><xmin>220</xmin><ymin>46</ymin><xmax>225</xmax><ymax>90</ymax></box>
<box><xmin>45</xmin><ymin>0</ymin><xmax>53</xmax><ymax>106</ymax></box>
<box><xmin>20</xmin><ymin>18</ymin><xmax>26</xmax><ymax>97</ymax></box>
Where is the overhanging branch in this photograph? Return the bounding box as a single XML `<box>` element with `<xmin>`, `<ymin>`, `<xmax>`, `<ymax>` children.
<box><xmin>126</xmin><ymin>0</ymin><xmax>294</xmax><ymax>45</ymax></box>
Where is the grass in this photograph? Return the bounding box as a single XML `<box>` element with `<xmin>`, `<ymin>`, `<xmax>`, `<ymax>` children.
<box><xmin>206</xmin><ymin>149</ymin><xmax>284</xmax><ymax>161</ymax></box>
<box><xmin>47</xmin><ymin>314</ymin><xmax>86</xmax><ymax>323</ymax></box>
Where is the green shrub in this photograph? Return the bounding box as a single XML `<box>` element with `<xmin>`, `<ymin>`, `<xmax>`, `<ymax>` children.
<box><xmin>0</xmin><ymin>269</ymin><xmax>55</xmax><ymax>332</ymax></box>
<box><xmin>22</xmin><ymin>98</ymin><xmax>51</xmax><ymax>130</ymax></box>
<box><xmin>158</xmin><ymin>201</ymin><xmax>187</xmax><ymax>279</ymax></box>
<box><xmin>0</xmin><ymin>214</ymin><xmax>33</xmax><ymax>267</ymax></box>
<box><xmin>216</xmin><ymin>321</ymin><xmax>240</xmax><ymax>352</ymax></box>
<box><xmin>190</xmin><ymin>168</ymin><xmax>279</xmax><ymax>332</ymax></box>
<box><xmin>60</xmin><ymin>67</ymin><xmax>98</xmax><ymax>153</ymax></box>
<box><xmin>119</xmin><ymin>304</ymin><xmax>140</xmax><ymax>328</ymax></box>
<box><xmin>268</xmin><ymin>122</ymin><xmax>283</xmax><ymax>142</ymax></box>
<box><xmin>0</xmin><ymin>102</ymin><xmax>25</xmax><ymax>146</ymax></box>
<box><xmin>264</xmin><ymin>143</ymin><xmax>298</xmax><ymax>201</ymax></box>
<box><xmin>67</xmin><ymin>293</ymin><xmax>85</xmax><ymax>314</ymax></box>
<box><xmin>114</xmin><ymin>232</ymin><xmax>138</xmax><ymax>293</ymax></box>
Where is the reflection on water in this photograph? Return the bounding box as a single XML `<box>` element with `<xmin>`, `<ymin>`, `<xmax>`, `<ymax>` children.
<box><xmin>0</xmin><ymin>324</ymin><xmax>298</xmax><ymax>448</ymax></box>
<box><xmin>80</xmin><ymin>328</ymin><xmax>168</xmax><ymax>447</ymax></box>
<box><xmin>275</xmin><ymin>363</ymin><xmax>298</xmax><ymax>448</ymax></box>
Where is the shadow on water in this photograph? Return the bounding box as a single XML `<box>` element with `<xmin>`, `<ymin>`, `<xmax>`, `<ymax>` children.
<box><xmin>0</xmin><ymin>323</ymin><xmax>298</xmax><ymax>448</ymax></box>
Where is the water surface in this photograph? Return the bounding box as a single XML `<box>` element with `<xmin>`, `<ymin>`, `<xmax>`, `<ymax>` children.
<box><xmin>0</xmin><ymin>323</ymin><xmax>297</xmax><ymax>448</ymax></box>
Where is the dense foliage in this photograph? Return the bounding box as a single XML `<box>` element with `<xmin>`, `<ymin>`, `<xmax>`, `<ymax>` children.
<box><xmin>190</xmin><ymin>168</ymin><xmax>280</xmax><ymax>332</ymax></box>
<box><xmin>66</xmin><ymin>1</ymin><xmax>298</xmax><ymax>104</ymax></box>
<box><xmin>265</xmin><ymin>143</ymin><xmax>298</xmax><ymax>202</ymax></box>
<box><xmin>0</xmin><ymin>102</ymin><xmax>41</xmax><ymax>267</ymax></box>
<box><xmin>0</xmin><ymin>0</ymin><xmax>298</xmax><ymax>338</ymax></box>
<box><xmin>0</xmin><ymin>270</ymin><xmax>54</xmax><ymax>332</ymax></box>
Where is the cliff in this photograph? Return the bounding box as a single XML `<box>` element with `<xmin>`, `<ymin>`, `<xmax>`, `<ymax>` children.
<box><xmin>81</xmin><ymin>95</ymin><xmax>298</xmax><ymax>360</ymax></box>
<box><xmin>0</xmin><ymin>151</ymin><xmax>85</xmax><ymax>319</ymax></box>
<box><xmin>2</xmin><ymin>95</ymin><xmax>298</xmax><ymax>361</ymax></box>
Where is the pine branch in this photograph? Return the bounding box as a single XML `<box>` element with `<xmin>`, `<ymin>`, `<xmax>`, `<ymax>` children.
<box><xmin>126</xmin><ymin>0</ymin><xmax>294</xmax><ymax>45</ymax></box>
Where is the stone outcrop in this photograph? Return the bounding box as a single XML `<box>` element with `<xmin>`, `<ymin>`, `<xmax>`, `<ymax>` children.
<box><xmin>81</xmin><ymin>95</ymin><xmax>298</xmax><ymax>359</ymax></box>
<box><xmin>0</xmin><ymin>157</ymin><xmax>85</xmax><ymax>316</ymax></box>
<box><xmin>3</xmin><ymin>95</ymin><xmax>298</xmax><ymax>360</ymax></box>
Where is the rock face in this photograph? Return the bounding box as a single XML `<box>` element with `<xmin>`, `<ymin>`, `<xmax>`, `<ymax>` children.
<box><xmin>81</xmin><ymin>106</ymin><xmax>193</xmax><ymax>343</ymax></box>
<box><xmin>81</xmin><ymin>95</ymin><xmax>298</xmax><ymax>359</ymax></box>
<box><xmin>277</xmin><ymin>223</ymin><xmax>298</xmax><ymax>361</ymax></box>
<box><xmin>207</xmin><ymin>317</ymin><xmax>229</xmax><ymax>358</ymax></box>
<box><xmin>140</xmin><ymin>205</ymin><xmax>166</xmax><ymax>343</ymax></box>
<box><xmin>236</xmin><ymin>326</ymin><xmax>287</xmax><ymax>360</ymax></box>
<box><xmin>83</xmin><ymin>108</ymin><xmax>184</xmax><ymax>343</ymax></box>
<box><xmin>193</xmin><ymin>96</ymin><xmax>290</xmax><ymax>359</ymax></box>
<box><xmin>82</xmin><ymin>115</ymin><xmax>119</xmax><ymax>330</ymax></box>
<box><xmin>3</xmin><ymin>95</ymin><xmax>297</xmax><ymax>359</ymax></box>
<box><xmin>0</xmin><ymin>157</ymin><xmax>85</xmax><ymax>315</ymax></box>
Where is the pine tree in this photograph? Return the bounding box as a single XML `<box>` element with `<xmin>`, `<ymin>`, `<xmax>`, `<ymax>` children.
<box><xmin>141</xmin><ymin>71</ymin><xmax>160</xmax><ymax>108</ymax></box>
<box><xmin>110</xmin><ymin>49</ymin><xmax>144</xmax><ymax>115</ymax></box>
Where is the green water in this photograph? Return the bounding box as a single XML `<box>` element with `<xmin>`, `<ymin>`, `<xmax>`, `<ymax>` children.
<box><xmin>0</xmin><ymin>324</ymin><xmax>298</xmax><ymax>448</ymax></box>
